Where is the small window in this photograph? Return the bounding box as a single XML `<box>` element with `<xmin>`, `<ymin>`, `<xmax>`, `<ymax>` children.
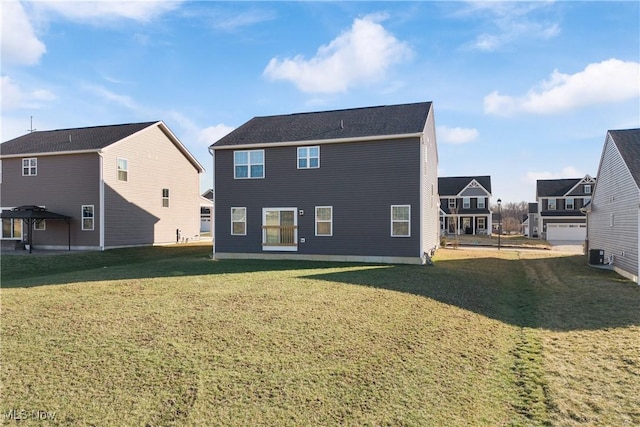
<box><xmin>231</xmin><ymin>207</ymin><xmax>246</xmax><ymax>235</ymax></box>
<box><xmin>448</xmin><ymin>198</ymin><xmax>456</xmax><ymax>209</ymax></box>
<box><xmin>477</xmin><ymin>217</ymin><xmax>486</xmax><ymax>230</ymax></box>
<box><xmin>610</xmin><ymin>213</ymin><xmax>615</xmax><ymax>227</ymax></box>
<box><xmin>565</xmin><ymin>198</ymin><xmax>574</xmax><ymax>210</ymax></box>
<box><xmin>117</xmin><ymin>158</ymin><xmax>128</xmax><ymax>181</ymax></box>
<box><xmin>82</xmin><ymin>205</ymin><xmax>94</xmax><ymax>231</ymax></box>
<box><xmin>234</xmin><ymin>150</ymin><xmax>264</xmax><ymax>179</ymax></box>
<box><xmin>22</xmin><ymin>158</ymin><xmax>37</xmax><ymax>176</ymax></box>
<box><xmin>391</xmin><ymin>205</ymin><xmax>410</xmax><ymax>237</ymax></box>
<box><xmin>298</xmin><ymin>146</ymin><xmax>320</xmax><ymax>169</ymax></box>
<box><xmin>584</xmin><ymin>184</ymin><xmax>591</xmax><ymax>194</ymax></box>
<box><xmin>315</xmin><ymin>206</ymin><xmax>332</xmax><ymax>236</ymax></box>
<box><xmin>548</xmin><ymin>199</ymin><xmax>556</xmax><ymax>210</ymax></box>
<box><xmin>463</xmin><ymin>197</ymin><xmax>470</xmax><ymax>209</ymax></box>
<box><xmin>162</xmin><ymin>188</ymin><xmax>170</xmax><ymax>207</ymax></box>
<box><xmin>477</xmin><ymin>198</ymin><xmax>485</xmax><ymax>209</ymax></box>
<box><xmin>34</xmin><ymin>219</ymin><xmax>46</xmax><ymax>231</ymax></box>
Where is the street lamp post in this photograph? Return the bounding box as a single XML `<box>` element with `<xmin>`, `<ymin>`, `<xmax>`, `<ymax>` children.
<box><xmin>497</xmin><ymin>198</ymin><xmax>502</xmax><ymax>250</ymax></box>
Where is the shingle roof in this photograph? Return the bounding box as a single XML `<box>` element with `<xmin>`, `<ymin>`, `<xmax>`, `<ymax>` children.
<box><xmin>211</xmin><ymin>102</ymin><xmax>432</xmax><ymax>148</ymax></box>
<box><xmin>609</xmin><ymin>128</ymin><xmax>640</xmax><ymax>188</ymax></box>
<box><xmin>0</xmin><ymin>122</ymin><xmax>157</xmax><ymax>156</ymax></box>
<box><xmin>438</xmin><ymin>176</ymin><xmax>492</xmax><ymax>196</ymax></box>
<box><xmin>536</xmin><ymin>178</ymin><xmax>580</xmax><ymax>197</ymax></box>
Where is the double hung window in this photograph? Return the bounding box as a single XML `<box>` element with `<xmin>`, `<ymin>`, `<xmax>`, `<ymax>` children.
<box><xmin>234</xmin><ymin>150</ymin><xmax>264</xmax><ymax>179</ymax></box>
<box><xmin>231</xmin><ymin>207</ymin><xmax>247</xmax><ymax>235</ymax></box>
<box><xmin>298</xmin><ymin>146</ymin><xmax>319</xmax><ymax>169</ymax></box>
<box><xmin>315</xmin><ymin>206</ymin><xmax>332</xmax><ymax>236</ymax></box>
<box><xmin>391</xmin><ymin>205</ymin><xmax>410</xmax><ymax>237</ymax></box>
<box><xmin>22</xmin><ymin>158</ymin><xmax>37</xmax><ymax>176</ymax></box>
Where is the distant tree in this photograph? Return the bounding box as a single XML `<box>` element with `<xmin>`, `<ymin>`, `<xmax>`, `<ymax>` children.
<box><xmin>491</xmin><ymin>201</ymin><xmax>528</xmax><ymax>235</ymax></box>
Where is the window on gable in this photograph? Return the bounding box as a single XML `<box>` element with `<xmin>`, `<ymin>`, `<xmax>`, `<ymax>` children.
<box><xmin>298</xmin><ymin>146</ymin><xmax>320</xmax><ymax>169</ymax></box>
<box><xmin>231</xmin><ymin>207</ymin><xmax>246</xmax><ymax>235</ymax></box>
<box><xmin>463</xmin><ymin>197</ymin><xmax>470</xmax><ymax>209</ymax></box>
<box><xmin>315</xmin><ymin>206</ymin><xmax>332</xmax><ymax>236</ymax></box>
<box><xmin>234</xmin><ymin>150</ymin><xmax>264</xmax><ymax>179</ymax></box>
<box><xmin>162</xmin><ymin>188</ymin><xmax>170</xmax><ymax>208</ymax></box>
<box><xmin>82</xmin><ymin>205</ymin><xmax>94</xmax><ymax>231</ymax></box>
<box><xmin>477</xmin><ymin>198</ymin><xmax>485</xmax><ymax>209</ymax></box>
<box><xmin>548</xmin><ymin>199</ymin><xmax>556</xmax><ymax>210</ymax></box>
<box><xmin>22</xmin><ymin>158</ymin><xmax>37</xmax><ymax>176</ymax></box>
<box><xmin>117</xmin><ymin>158</ymin><xmax>128</xmax><ymax>181</ymax></box>
<box><xmin>391</xmin><ymin>205</ymin><xmax>410</xmax><ymax>237</ymax></box>
<box><xmin>448</xmin><ymin>198</ymin><xmax>456</xmax><ymax>209</ymax></box>
<box><xmin>565</xmin><ymin>198</ymin><xmax>574</xmax><ymax>210</ymax></box>
<box><xmin>584</xmin><ymin>184</ymin><xmax>591</xmax><ymax>194</ymax></box>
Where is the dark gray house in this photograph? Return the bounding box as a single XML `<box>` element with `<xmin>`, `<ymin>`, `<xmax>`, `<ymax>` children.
<box><xmin>209</xmin><ymin>102</ymin><xmax>440</xmax><ymax>264</ymax></box>
<box><xmin>535</xmin><ymin>175</ymin><xmax>595</xmax><ymax>241</ymax></box>
<box><xmin>586</xmin><ymin>128</ymin><xmax>640</xmax><ymax>283</ymax></box>
<box><xmin>438</xmin><ymin>176</ymin><xmax>492</xmax><ymax>235</ymax></box>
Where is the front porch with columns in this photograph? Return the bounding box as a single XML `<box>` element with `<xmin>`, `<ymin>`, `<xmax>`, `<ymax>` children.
<box><xmin>441</xmin><ymin>214</ymin><xmax>491</xmax><ymax>235</ymax></box>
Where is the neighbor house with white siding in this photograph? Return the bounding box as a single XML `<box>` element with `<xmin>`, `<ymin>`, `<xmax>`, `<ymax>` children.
<box><xmin>209</xmin><ymin>102</ymin><xmax>440</xmax><ymax>264</ymax></box>
<box><xmin>0</xmin><ymin>121</ymin><xmax>204</xmax><ymax>251</ymax></box>
<box><xmin>586</xmin><ymin>128</ymin><xmax>640</xmax><ymax>283</ymax></box>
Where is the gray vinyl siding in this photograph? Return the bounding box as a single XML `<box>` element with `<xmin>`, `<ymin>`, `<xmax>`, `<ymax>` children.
<box><xmin>102</xmin><ymin>125</ymin><xmax>201</xmax><ymax>247</ymax></box>
<box><xmin>589</xmin><ymin>135</ymin><xmax>639</xmax><ymax>281</ymax></box>
<box><xmin>215</xmin><ymin>138</ymin><xmax>423</xmax><ymax>259</ymax></box>
<box><xmin>0</xmin><ymin>153</ymin><xmax>101</xmax><ymax>248</ymax></box>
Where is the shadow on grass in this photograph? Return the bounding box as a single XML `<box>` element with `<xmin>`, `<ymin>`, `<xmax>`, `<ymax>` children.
<box><xmin>301</xmin><ymin>254</ymin><xmax>640</xmax><ymax>332</ymax></box>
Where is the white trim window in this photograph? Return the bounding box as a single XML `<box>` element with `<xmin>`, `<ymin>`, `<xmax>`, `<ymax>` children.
<box><xmin>234</xmin><ymin>150</ymin><xmax>264</xmax><ymax>179</ymax></box>
<box><xmin>2</xmin><ymin>217</ymin><xmax>22</xmax><ymax>239</ymax></box>
<box><xmin>22</xmin><ymin>158</ymin><xmax>37</xmax><ymax>176</ymax></box>
<box><xmin>565</xmin><ymin>198</ymin><xmax>574</xmax><ymax>210</ymax></box>
<box><xmin>584</xmin><ymin>184</ymin><xmax>592</xmax><ymax>194</ymax></box>
<box><xmin>548</xmin><ymin>199</ymin><xmax>557</xmax><ymax>210</ymax></box>
<box><xmin>448</xmin><ymin>198</ymin><xmax>456</xmax><ymax>209</ymax></box>
<box><xmin>315</xmin><ymin>206</ymin><xmax>332</xmax><ymax>236</ymax></box>
<box><xmin>391</xmin><ymin>205</ymin><xmax>411</xmax><ymax>237</ymax></box>
<box><xmin>477</xmin><ymin>217</ymin><xmax>486</xmax><ymax>230</ymax></box>
<box><xmin>162</xmin><ymin>188</ymin><xmax>170</xmax><ymax>208</ymax></box>
<box><xmin>298</xmin><ymin>146</ymin><xmax>320</xmax><ymax>169</ymax></box>
<box><xmin>262</xmin><ymin>208</ymin><xmax>297</xmax><ymax>251</ymax></box>
<box><xmin>477</xmin><ymin>197</ymin><xmax>485</xmax><ymax>209</ymax></box>
<box><xmin>463</xmin><ymin>197</ymin><xmax>470</xmax><ymax>209</ymax></box>
<box><xmin>231</xmin><ymin>207</ymin><xmax>247</xmax><ymax>235</ymax></box>
<box><xmin>117</xmin><ymin>158</ymin><xmax>128</xmax><ymax>181</ymax></box>
<box><xmin>82</xmin><ymin>205</ymin><xmax>94</xmax><ymax>231</ymax></box>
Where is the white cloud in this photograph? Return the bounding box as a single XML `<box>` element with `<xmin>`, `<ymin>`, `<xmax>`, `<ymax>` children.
<box><xmin>485</xmin><ymin>59</ymin><xmax>640</xmax><ymax>116</ymax></box>
<box><xmin>201</xmin><ymin>124</ymin><xmax>234</xmax><ymax>145</ymax></box>
<box><xmin>212</xmin><ymin>9</ymin><xmax>276</xmax><ymax>32</ymax></box>
<box><xmin>460</xmin><ymin>2</ymin><xmax>560</xmax><ymax>52</ymax></box>
<box><xmin>263</xmin><ymin>13</ymin><xmax>413</xmax><ymax>93</ymax></box>
<box><xmin>0</xmin><ymin>0</ymin><xmax>46</xmax><ymax>66</ymax></box>
<box><xmin>438</xmin><ymin>126</ymin><xmax>479</xmax><ymax>144</ymax></box>
<box><xmin>33</xmin><ymin>0</ymin><xmax>184</xmax><ymax>24</ymax></box>
<box><xmin>524</xmin><ymin>166</ymin><xmax>584</xmax><ymax>184</ymax></box>
<box><xmin>83</xmin><ymin>84</ymin><xmax>139</xmax><ymax>110</ymax></box>
<box><xmin>1</xmin><ymin>75</ymin><xmax>55</xmax><ymax>110</ymax></box>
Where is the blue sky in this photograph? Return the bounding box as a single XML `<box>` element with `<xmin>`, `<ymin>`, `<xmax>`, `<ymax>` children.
<box><xmin>2</xmin><ymin>0</ymin><xmax>639</xmax><ymax>203</ymax></box>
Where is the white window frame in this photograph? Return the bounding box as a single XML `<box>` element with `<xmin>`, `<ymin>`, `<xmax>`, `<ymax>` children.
<box><xmin>584</xmin><ymin>184</ymin><xmax>592</xmax><ymax>194</ymax></box>
<box><xmin>22</xmin><ymin>158</ymin><xmax>37</xmax><ymax>176</ymax></box>
<box><xmin>82</xmin><ymin>205</ymin><xmax>94</xmax><ymax>231</ymax></box>
<box><xmin>231</xmin><ymin>207</ymin><xmax>247</xmax><ymax>236</ymax></box>
<box><xmin>1</xmin><ymin>217</ymin><xmax>23</xmax><ymax>239</ymax></box>
<box><xmin>117</xmin><ymin>158</ymin><xmax>128</xmax><ymax>182</ymax></box>
<box><xmin>262</xmin><ymin>208</ymin><xmax>298</xmax><ymax>251</ymax></box>
<box><xmin>463</xmin><ymin>197</ymin><xmax>470</xmax><ymax>209</ymax></box>
<box><xmin>315</xmin><ymin>206</ymin><xmax>333</xmax><ymax>236</ymax></box>
<box><xmin>448</xmin><ymin>198</ymin><xmax>456</xmax><ymax>209</ymax></box>
<box><xmin>391</xmin><ymin>205</ymin><xmax>411</xmax><ymax>237</ymax></box>
<box><xmin>477</xmin><ymin>217</ymin><xmax>486</xmax><ymax>230</ymax></box>
<box><xmin>565</xmin><ymin>198</ymin><xmax>574</xmax><ymax>210</ymax></box>
<box><xmin>162</xmin><ymin>188</ymin><xmax>170</xmax><ymax>208</ymax></box>
<box><xmin>234</xmin><ymin>150</ymin><xmax>265</xmax><ymax>179</ymax></box>
<box><xmin>548</xmin><ymin>199</ymin><xmax>557</xmax><ymax>210</ymax></box>
<box><xmin>297</xmin><ymin>146</ymin><xmax>320</xmax><ymax>169</ymax></box>
<box><xmin>477</xmin><ymin>197</ymin><xmax>485</xmax><ymax>209</ymax></box>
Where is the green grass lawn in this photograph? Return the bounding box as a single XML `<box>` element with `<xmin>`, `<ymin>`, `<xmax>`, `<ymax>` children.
<box><xmin>1</xmin><ymin>244</ymin><xmax>638</xmax><ymax>426</ymax></box>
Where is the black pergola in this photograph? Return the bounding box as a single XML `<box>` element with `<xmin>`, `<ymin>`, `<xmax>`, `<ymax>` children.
<box><xmin>1</xmin><ymin>205</ymin><xmax>71</xmax><ymax>253</ymax></box>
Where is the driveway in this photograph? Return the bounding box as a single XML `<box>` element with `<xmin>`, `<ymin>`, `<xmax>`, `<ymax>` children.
<box><xmin>548</xmin><ymin>241</ymin><xmax>585</xmax><ymax>254</ymax></box>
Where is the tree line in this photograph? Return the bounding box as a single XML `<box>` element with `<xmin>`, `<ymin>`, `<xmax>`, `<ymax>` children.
<box><xmin>491</xmin><ymin>201</ymin><xmax>529</xmax><ymax>234</ymax></box>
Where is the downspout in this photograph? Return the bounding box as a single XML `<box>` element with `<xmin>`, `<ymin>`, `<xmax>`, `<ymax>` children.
<box><xmin>208</xmin><ymin>145</ymin><xmax>216</xmax><ymax>259</ymax></box>
<box><xmin>99</xmin><ymin>152</ymin><xmax>105</xmax><ymax>250</ymax></box>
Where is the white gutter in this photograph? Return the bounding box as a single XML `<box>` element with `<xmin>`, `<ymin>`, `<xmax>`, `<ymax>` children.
<box><xmin>211</xmin><ymin>132</ymin><xmax>423</xmax><ymax>151</ymax></box>
<box><xmin>0</xmin><ymin>149</ymin><xmax>102</xmax><ymax>159</ymax></box>
<box><xmin>99</xmin><ymin>152</ymin><xmax>105</xmax><ymax>250</ymax></box>
<box><xmin>208</xmin><ymin>145</ymin><xmax>216</xmax><ymax>259</ymax></box>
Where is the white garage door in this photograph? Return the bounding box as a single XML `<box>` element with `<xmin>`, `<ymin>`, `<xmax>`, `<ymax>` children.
<box><xmin>546</xmin><ymin>223</ymin><xmax>586</xmax><ymax>241</ymax></box>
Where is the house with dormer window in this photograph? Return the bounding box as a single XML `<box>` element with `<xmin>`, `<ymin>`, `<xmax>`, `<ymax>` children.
<box><xmin>534</xmin><ymin>174</ymin><xmax>596</xmax><ymax>241</ymax></box>
<box><xmin>209</xmin><ymin>102</ymin><xmax>440</xmax><ymax>265</ymax></box>
<box><xmin>438</xmin><ymin>176</ymin><xmax>492</xmax><ymax>235</ymax></box>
